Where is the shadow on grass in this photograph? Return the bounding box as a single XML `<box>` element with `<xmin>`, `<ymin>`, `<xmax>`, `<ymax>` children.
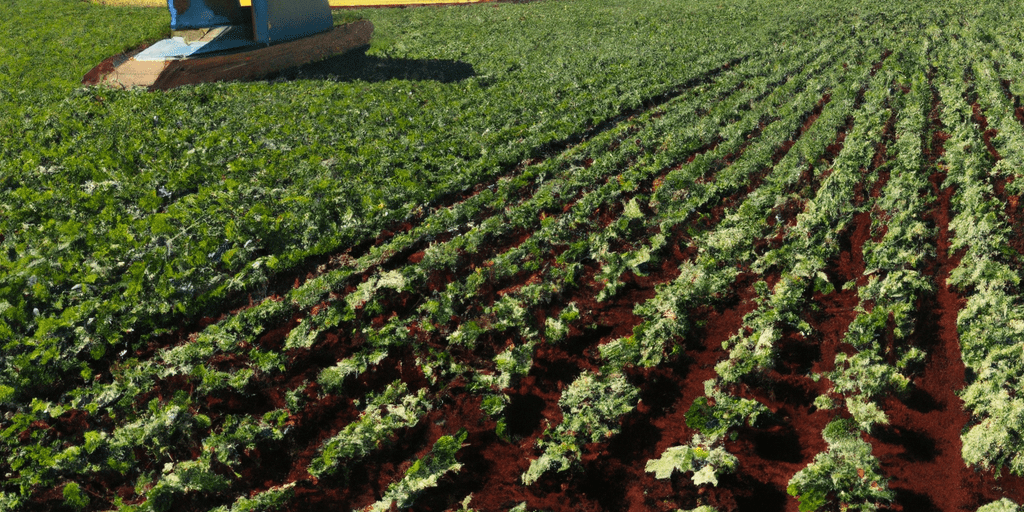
<box><xmin>273</xmin><ymin>45</ymin><xmax>476</xmax><ymax>83</ymax></box>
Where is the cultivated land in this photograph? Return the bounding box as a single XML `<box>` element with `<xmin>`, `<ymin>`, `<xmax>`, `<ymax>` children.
<box><xmin>4</xmin><ymin>0</ymin><xmax>1024</xmax><ymax>510</ymax></box>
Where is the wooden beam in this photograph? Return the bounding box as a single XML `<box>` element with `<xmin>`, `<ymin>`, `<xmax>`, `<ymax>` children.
<box><xmin>84</xmin><ymin>19</ymin><xmax>373</xmax><ymax>90</ymax></box>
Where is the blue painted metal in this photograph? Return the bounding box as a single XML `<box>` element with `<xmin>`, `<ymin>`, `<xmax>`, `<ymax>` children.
<box><xmin>167</xmin><ymin>0</ymin><xmax>246</xmax><ymax>30</ymax></box>
<box><xmin>165</xmin><ymin>0</ymin><xmax>333</xmax><ymax>48</ymax></box>
<box><xmin>251</xmin><ymin>0</ymin><xmax>333</xmax><ymax>45</ymax></box>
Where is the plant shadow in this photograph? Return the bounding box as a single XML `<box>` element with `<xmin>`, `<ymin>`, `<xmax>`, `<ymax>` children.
<box><xmin>273</xmin><ymin>45</ymin><xmax>476</xmax><ymax>83</ymax></box>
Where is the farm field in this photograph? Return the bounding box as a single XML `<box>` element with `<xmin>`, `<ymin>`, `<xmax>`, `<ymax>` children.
<box><xmin>5</xmin><ymin>0</ymin><xmax>1024</xmax><ymax>510</ymax></box>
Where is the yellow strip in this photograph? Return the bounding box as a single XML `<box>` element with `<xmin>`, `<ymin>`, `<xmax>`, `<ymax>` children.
<box><xmin>91</xmin><ymin>0</ymin><xmax>485</xmax><ymax>6</ymax></box>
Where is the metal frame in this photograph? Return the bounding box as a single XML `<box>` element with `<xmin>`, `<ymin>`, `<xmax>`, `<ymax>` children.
<box><xmin>252</xmin><ymin>0</ymin><xmax>333</xmax><ymax>44</ymax></box>
<box><xmin>167</xmin><ymin>0</ymin><xmax>333</xmax><ymax>44</ymax></box>
<box><xmin>167</xmin><ymin>0</ymin><xmax>246</xmax><ymax>30</ymax></box>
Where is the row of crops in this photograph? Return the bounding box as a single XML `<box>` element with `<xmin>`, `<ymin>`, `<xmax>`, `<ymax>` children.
<box><xmin>6</xmin><ymin>0</ymin><xmax>1024</xmax><ymax>510</ymax></box>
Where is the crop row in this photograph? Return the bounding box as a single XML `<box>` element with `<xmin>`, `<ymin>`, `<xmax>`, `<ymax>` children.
<box><xmin>938</xmin><ymin>22</ymin><xmax>1024</xmax><ymax>481</ymax></box>
<box><xmin>650</xmin><ymin>42</ymin><xmax>898</xmax><ymax>507</ymax></box>
<box><xmin>789</xmin><ymin>42</ymin><xmax>933</xmax><ymax>511</ymax></box>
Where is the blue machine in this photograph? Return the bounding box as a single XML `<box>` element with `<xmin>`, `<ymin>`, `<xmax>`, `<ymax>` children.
<box><xmin>167</xmin><ymin>0</ymin><xmax>333</xmax><ymax>45</ymax></box>
<box><xmin>167</xmin><ymin>0</ymin><xmax>247</xmax><ymax>30</ymax></box>
<box><xmin>251</xmin><ymin>0</ymin><xmax>333</xmax><ymax>44</ymax></box>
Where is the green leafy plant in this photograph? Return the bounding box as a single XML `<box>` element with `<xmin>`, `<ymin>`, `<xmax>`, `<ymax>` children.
<box><xmin>645</xmin><ymin>434</ymin><xmax>737</xmax><ymax>486</ymax></box>
<box><xmin>522</xmin><ymin>373</ymin><xmax>639</xmax><ymax>484</ymax></box>
<box><xmin>787</xmin><ymin>419</ymin><xmax>892</xmax><ymax>512</ymax></box>
<box><xmin>62</xmin><ymin>482</ymin><xmax>89</xmax><ymax>510</ymax></box>
<box><xmin>366</xmin><ymin>429</ymin><xmax>468</xmax><ymax>511</ymax></box>
<box><xmin>684</xmin><ymin>387</ymin><xmax>767</xmax><ymax>441</ymax></box>
<box><xmin>202</xmin><ymin>414</ymin><xmax>285</xmax><ymax>470</ymax></box>
<box><xmin>308</xmin><ymin>382</ymin><xmax>430</xmax><ymax>479</ymax></box>
<box><xmin>143</xmin><ymin>459</ymin><xmax>231</xmax><ymax>512</ymax></box>
<box><xmin>210</xmin><ymin>484</ymin><xmax>296</xmax><ymax>512</ymax></box>
<box><xmin>977</xmin><ymin>499</ymin><xmax>1022</xmax><ymax>512</ymax></box>
<box><xmin>544</xmin><ymin>303</ymin><xmax>580</xmax><ymax>344</ymax></box>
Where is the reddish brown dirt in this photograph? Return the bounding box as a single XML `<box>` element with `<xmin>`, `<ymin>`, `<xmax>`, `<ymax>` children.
<box><xmin>970</xmin><ymin>102</ymin><xmax>1002</xmax><ymax>161</ymax></box>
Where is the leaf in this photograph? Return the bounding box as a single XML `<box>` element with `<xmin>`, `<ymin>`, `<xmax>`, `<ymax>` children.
<box><xmin>622</xmin><ymin>197</ymin><xmax>643</xmax><ymax>220</ymax></box>
<box><xmin>645</xmin><ymin>446</ymin><xmax>696</xmax><ymax>479</ymax></box>
<box><xmin>692</xmin><ymin>465</ymin><xmax>720</xmax><ymax>487</ymax></box>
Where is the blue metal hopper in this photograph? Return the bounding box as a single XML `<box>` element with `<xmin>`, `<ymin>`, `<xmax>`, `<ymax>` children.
<box><xmin>251</xmin><ymin>0</ymin><xmax>333</xmax><ymax>44</ymax></box>
<box><xmin>167</xmin><ymin>0</ymin><xmax>247</xmax><ymax>30</ymax></box>
<box><xmin>167</xmin><ymin>0</ymin><xmax>333</xmax><ymax>45</ymax></box>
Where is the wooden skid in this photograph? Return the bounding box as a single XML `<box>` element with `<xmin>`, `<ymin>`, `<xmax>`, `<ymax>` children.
<box><xmin>84</xmin><ymin>19</ymin><xmax>373</xmax><ymax>90</ymax></box>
